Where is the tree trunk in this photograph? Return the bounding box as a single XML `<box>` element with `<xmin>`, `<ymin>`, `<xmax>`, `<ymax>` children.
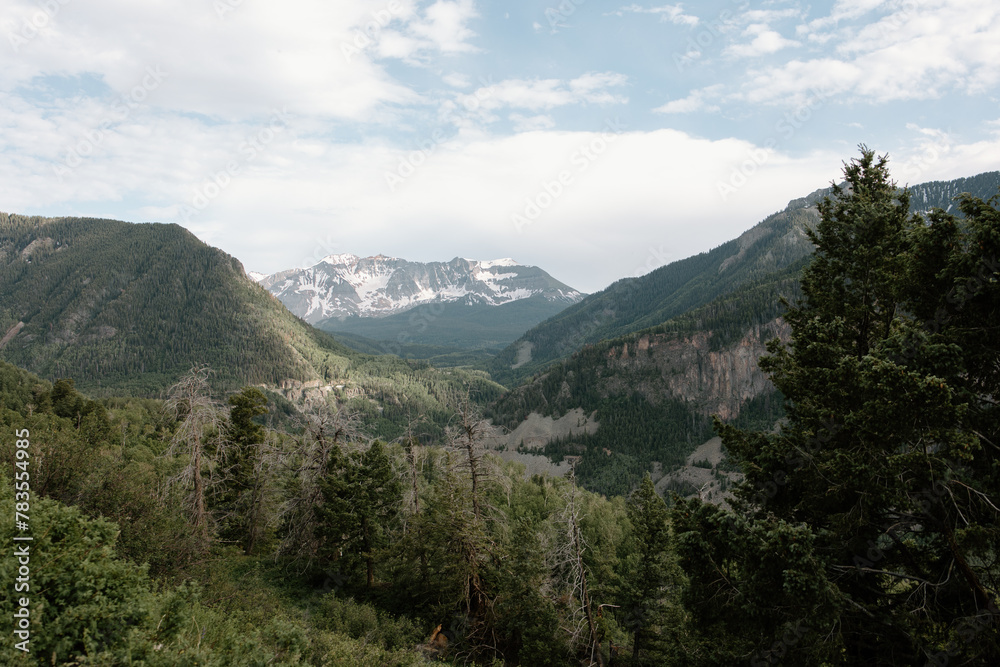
<box><xmin>193</xmin><ymin>438</ymin><xmax>207</xmax><ymax>544</ymax></box>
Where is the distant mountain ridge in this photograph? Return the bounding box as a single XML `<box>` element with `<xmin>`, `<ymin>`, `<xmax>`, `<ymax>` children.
<box><xmin>256</xmin><ymin>254</ymin><xmax>584</xmax><ymax>324</ymax></box>
<box><xmin>489</xmin><ymin>170</ymin><xmax>1000</xmax><ymax>387</ymax></box>
<box><xmin>485</xmin><ymin>170</ymin><xmax>1000</xmax><ymax>495</ymax></box>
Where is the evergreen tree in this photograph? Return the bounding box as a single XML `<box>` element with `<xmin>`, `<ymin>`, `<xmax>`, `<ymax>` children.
<box><xmin>675</xmin><ymin>147</ymin><xmax>1000</xmax><ymax>663</ymax></box>
<box><xmin>319</xmin><ymin>440</ymin><xmax>402</xmax><ymax>588</ymax></box>
<box><xmin>622</xmin><ymin>475</ymin><xmax>679</xmax><ymax>665</ymax></box>
<box><xmin>218</xmin><ymin>386</ymin><xmax>272</xmax><ymax>554</ymax></box>
<box><xmin>278</xmin><ymin>400</ymin><xmax>362</xmax><ymax>565</ymax></box>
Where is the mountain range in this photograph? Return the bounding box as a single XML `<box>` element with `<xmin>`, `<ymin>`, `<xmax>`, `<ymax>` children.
<box><xmin>256</xmin><ymin>254</ymin><xmax>582</xmax><ymax>321</ymax></box>
<box><xmin>254</xmin><ymin>254</ymin><xmax>585</xmax><ymax>355</ymax></box>
<box><xmin>1</xmin><ymin>170</ymin><xmax>997</xmax><ymax>495</ymax></box>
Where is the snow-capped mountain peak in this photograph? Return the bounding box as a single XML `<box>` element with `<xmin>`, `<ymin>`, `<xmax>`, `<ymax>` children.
<box><xmin>256</xmin><ymin>254</ymin><xmax>584</xmax><ymax>324</ymax></box>
<box><xmin>480</xmin><ymin>258</ymin><xmax>518</xmax><ymax>269</ymax></box>
<box><xmin>317</xmin><ymin>253</ymin><xmax>360</xmax><ymax>267</ymax></box>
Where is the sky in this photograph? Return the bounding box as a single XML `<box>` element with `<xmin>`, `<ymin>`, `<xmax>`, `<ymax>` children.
<box><xmin>1</xmin><ymin>0</ymin><xmax>998</xmax><ymax>293</ymax></box>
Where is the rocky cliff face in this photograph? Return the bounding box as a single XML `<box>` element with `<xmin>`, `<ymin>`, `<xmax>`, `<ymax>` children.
<box><xmin>602</xmin><ymin>319</ymin><xmax>790</xmax><ymax>420</ymax></box>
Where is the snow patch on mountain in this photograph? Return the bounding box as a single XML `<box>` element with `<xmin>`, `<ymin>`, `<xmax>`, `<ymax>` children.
<box><xmin>480</xmin><ymin>258</ymin><xmax>518</xmax><ymax>269</ymax></box>
<box><xmin>257</xmin><ymin>255</ymin><xmax>584</xmax><ymax>324</ymax></box>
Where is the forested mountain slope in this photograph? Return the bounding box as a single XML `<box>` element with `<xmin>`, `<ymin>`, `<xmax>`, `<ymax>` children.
<box><xmin>0</xmin><ymin>213</ymin><xmax>501</xmax><ymax>438</ymax></box>
<box><xmin>487</xmin><ymin>265</ymin><xmax>803</xmax><ymax>495</ymax></box>
<box><xmin>319</xmin><ymin>293</ymin><xmax>575</xmax><ymax>353</ymax></box>
<box><xmin>487</xmin><ymin>171</ymin><xmax>1000</xmax><ymax>494</ymax></box>
<box><xmin>489</xmin><ymin>172</ymin><xmax>1000</xmax><ymax>387</ymax></box>
<box><xmin>487</xmin><ymin>204</ymin><xmax>817</xmax><ymax>387</ymax></box>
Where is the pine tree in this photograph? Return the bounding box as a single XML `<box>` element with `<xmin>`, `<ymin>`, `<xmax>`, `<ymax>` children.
<box><xmin>318</xmin><ymin>440</ymin><xmax>402</xmax><ymax>588</ymax></box>
<box><xmin>278</xmin><ymin>400</ymin><xmax>361</xmax><ymax>565</ymax></box>
<box><xmin>218</xmin><ymin>386</ymin><xmax>272</xmax><ymax>554</ymax></box>
<box><xmin>678</xmin><ymin>147</ymin><xmax>1000</xmax><ymax>663</ymax></box>
<box><xmin>622</xmin><ymin>474</ymin><xmax>679</xmax><ymax>665</ymax></box>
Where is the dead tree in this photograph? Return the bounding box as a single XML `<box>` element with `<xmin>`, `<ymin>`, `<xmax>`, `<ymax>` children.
<box><xmin>163</xmin><ymin>365</ymin><xmax>222</xmax><ymax>550</ymax></box>
<box><xmin>552</xmin><ymin>468</ymin><xmax>605</xmax><ymax>667</ymax></box>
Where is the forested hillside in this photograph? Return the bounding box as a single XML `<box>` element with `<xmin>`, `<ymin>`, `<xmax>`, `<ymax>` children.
<box><xmin>319</xmin><ymin>293</ymin><xmax>573</xmax><ymax>353</ymax></box>
<box><xmin>490</xmin><ymin>171</ymin><xmax>1000</xmax><ymax>388</ymax></box>
<box><xmin>0</xmin><ymin>213</ymin><xmax>502</xmax><ymax>440</ymax></box>
<box><xmin>0</xmin><ymin>359</ymin><xmax>682</xmax><ymax>666</ymax></box>
<box><xmin>487</xmin><ymin>204</ymin><xmax>818</xmax><ymax>387</ymax></box>
<box><xmin>488</xmin><ymin>264</ymin><xmax>803</xmax><ymax>495</ymax></box>
<box><xmin>485</xmin><ymin>171</ymin><xmax>1000</xmax><ymax>495</ymax></box>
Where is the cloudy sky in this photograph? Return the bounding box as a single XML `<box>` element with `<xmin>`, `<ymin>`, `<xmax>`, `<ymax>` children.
<box><xmin>2</xmin><ymin>0</ymin><xmax>998</xmax><ymax>293</ymax></box>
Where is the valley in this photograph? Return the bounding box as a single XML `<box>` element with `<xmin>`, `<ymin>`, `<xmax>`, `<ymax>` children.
<box><xmin>7</xmin><ymin>2</ymin><xmax>1000</xmax><ymax>663</ymax></box>
<box><xmin>2</xmin><ymin>162</ymin><xmax>999</xmax><ymax>665</ymax></box>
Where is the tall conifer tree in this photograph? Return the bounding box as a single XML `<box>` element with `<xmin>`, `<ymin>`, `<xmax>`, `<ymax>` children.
<box><xmin>673</xmin><ymin>148</ymin><xmax>1000</xmax><ymax>664</ymax></box>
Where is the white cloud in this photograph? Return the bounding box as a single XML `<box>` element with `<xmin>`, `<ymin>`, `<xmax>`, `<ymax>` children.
<box><xmin>510</xmin><ymin>114</ymin><xmax>556</xmax><ymax>132</ymax></box>
<box><xmin>804</xmin><ymin>0</ymin><xmax>885</xmax><ymax>31</ymax></box>
<box><xmin>445</xmin><ymin>72</ymin><xmax>628</xmax><ymax>123</ymax></box>
<box><xmin>2</xmin><ymin>2</ymin><xmax>403</xmax><ymax>120</ymax></box>
<box><xmin>724</xmin><ymin>24</ymin><xmax>801</xmax><ymax>58</ymax></box>
<box><xmin>442</xmin><ymin>72</ymin><xmax>472</xmax><ymax>88</ymax></box>
<box><xmin>405</xmin><ymin>0</ymin><xmax>479</xmax><ymax>56</ymax></box>
<box><xmin>740</xmin><ymin>58</ymin><xmax>861</xmax><ymax>106</ymax></box>
<box><xmin>613</xmin><ymin>4</ymin><xmax>699</xmax><ymax>27</ymax></box>
<box><xmin>739</xmin><ymin>8</ymin><xmax>806</xmax><ymax>24</ymax></box>
<box><xmin>745</xmin><ymin>0</ymin><xmax>1000</xmax><ymax>105</ymax></box>
<box><xmin>891</xmin><ymin>124</ymin><xmax>1000</xmax><ymax>187</ymax></box>
<box><xmin>653</xmin><ymin>86</ymin><xmax>722</xmax><ymax>114</ymax></box>
<box><xmin>0</xmin><ymin>0</ymin><xmax>484</xmax><ymax>121</ymax></box>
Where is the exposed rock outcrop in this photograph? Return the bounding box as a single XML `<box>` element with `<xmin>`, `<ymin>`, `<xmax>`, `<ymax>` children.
<box><xmin>602</xmin><ymin>318</ymin><xmax>790</xmax><ymax>420</ymax></box>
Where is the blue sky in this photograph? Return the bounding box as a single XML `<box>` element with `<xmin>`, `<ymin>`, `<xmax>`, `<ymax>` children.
<box><xmin>1</xmin><ymin>0</ymin><xmax>998</xmax><ymax>292</ymax></box>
